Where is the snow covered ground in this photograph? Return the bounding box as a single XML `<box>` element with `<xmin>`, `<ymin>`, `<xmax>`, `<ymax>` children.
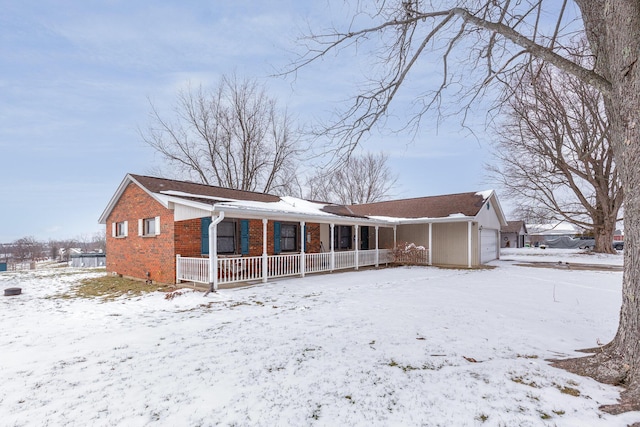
<box><xmin>1</xmin><ymin>249</ymin><xmax>638</xmax><ymax>426</ymax></box>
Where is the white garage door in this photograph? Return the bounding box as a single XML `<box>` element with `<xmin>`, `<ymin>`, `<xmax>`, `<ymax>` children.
<box><xmin>481</xmin><ymin>229</ymin><xmax>498</xmax><ymax>263</ymax></box>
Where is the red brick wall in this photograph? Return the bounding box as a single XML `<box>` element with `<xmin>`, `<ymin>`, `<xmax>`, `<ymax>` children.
<box><xmin>305</xmin><ymin>223</ymin><xmax>322</xmax><ymax>253</ymax></box>
<box><xmin>106</xmin><ymin>183</ymin><xmax>326</xmax><ymax>285</ymax></box>
<box><xmin>106</xmin><ymin>183</ymin><xmax>176</xmax><ymax>284</ymax></box>
<box><xmin>174</xmin><ymin>218</ymin><xmax>202</xmax><ymax>257</ymax></box>
<box><xmin>246</xmin><ymin>220</ymin><xmax>321</xmax><ymax>255</ymax></box>
<box><xmin>175</xmin><ymin>218</ymin><xmax>323</xmax><ymax>257</ymax></box>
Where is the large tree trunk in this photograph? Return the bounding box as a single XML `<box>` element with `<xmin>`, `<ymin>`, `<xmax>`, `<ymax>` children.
<box><xmin>592</xmin><ymin>202</ymin><xmax>618</xmax><ymax>254</ymax></box>
<box><xmin>554</xmin><ymin>0</ymin><xmax>640</xmax><ymax>412</ymax></box>
<box><xmin>593</xmin><ymin>219</ymin><xmax>616</xmax><ymax>254</ymax></box>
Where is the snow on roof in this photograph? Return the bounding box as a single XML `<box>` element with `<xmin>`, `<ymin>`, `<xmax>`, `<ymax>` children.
<box><xmin>367</xmin><ymin>213</ymin><xmax>475</xmax><ymax>224</ymax></box>
<box><xmin>160</xmin><ymin>189</ymin><xmax>339</xmax><ymax>219</ymax></box>
<box><xmin>527</xmin><ymin>222</ymin><xmax>579</xmax><ymax>235</ymax></box>
<box><xmin>160</xmin><ymin>190</ymin><xmax>240</xmax><ymax>203</ymax></box>
<box><xmin>475</xmin><ymin>190</ymin><xmax>494</xmax><ymax>200</ymax></box>
<box><xmin>220</xmin><ymin>196</ymin><xmax>335</xmax><ymax>217</ymax></box>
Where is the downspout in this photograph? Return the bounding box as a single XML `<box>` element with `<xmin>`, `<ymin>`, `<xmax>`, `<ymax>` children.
<box><xmin>354</xmin><ymin>225</ymin><xmax>359</xmax><ymax>270</ymax></box>
<box><xmin>300</xmin><ymin>221</ymin><xmax>306</xmax><ymax>277</ymax></box>
<box><xmin>207</xmin><ymin>211</ymin><xmax>225</xmax><ymax>294</ymax></box>
<box><xmin>375</xmin><ymin>226</ymin><xmax>379</xmax><ymax>267</ymax></box>
<box><xmin>330</xmin><ymin>223</ymin><xmax>335</xmax><ymax>272</ymax></box>
<box><xmin>262</xmin><ymin>218</ymin><xmax>268</xmax><ymax>283</ymax></box>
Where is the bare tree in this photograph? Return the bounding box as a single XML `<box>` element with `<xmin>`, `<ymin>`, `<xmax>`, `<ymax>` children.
<box><xmin>290</xmin><ymin>0</ymin><xmax>640</xmax><ymax>412</ymax></box>
<box><xmin>12</xmin><ymin>237</ymin><xmax>44</xmax><ymax>262</ymax></box>
<box><xmin>306</xmin><ymin>152</ymin><xmax>397</xmax><ymax>204</ymax></box>
<box><xmin>92</xmin><ymin>230</ymin><xmax>106</xmax><ymax>253</ymax></box>
<box><xmin>141</xmin><ymin>74</ymin><xmax>303</xmax><ymax>195</ymax></box>
<box><xmin>489</xmin><ymin>48</ymin><xmax>623</xmax><ymax>253</ymax></box>
<box><xmin>48</xmin><ymin>239</ymin><xmax>60</xmax><ymax>261</ymax></box>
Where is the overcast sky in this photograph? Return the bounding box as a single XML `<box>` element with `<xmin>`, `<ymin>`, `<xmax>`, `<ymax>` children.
<box><xmin>0</xmin><ymin>1</ymin><xmax>498</xmax><ymax>243</ymax></box>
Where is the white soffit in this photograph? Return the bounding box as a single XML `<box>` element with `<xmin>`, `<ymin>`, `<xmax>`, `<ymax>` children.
<box><xmin>173</xmin><ymin>204</ymin><xmax>212</xmax><ymax>222</ymax></box>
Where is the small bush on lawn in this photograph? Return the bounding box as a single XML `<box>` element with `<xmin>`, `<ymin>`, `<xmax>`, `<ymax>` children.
<box><xmin>392</xmin><ymin>242</ymin><xmax>428</xmax><ymax>265</ymax></box>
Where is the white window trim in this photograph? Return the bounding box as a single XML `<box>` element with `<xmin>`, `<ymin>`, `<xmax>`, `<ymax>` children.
<box><xmin>139</xmin><ymin>216</ymin><xmax>161</xmax><ymax>237</ymax></box>
<box><xmin>112</xmin><ymin>220</ymin><xmax>128</xmax><ymax>238</ymax></box>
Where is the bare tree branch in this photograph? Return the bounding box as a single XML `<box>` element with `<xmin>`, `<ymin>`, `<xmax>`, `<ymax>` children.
<box><xmin>489</xmin><ymin>45</ymin><xmax>622</xmax><ymax>252</ymax></box>
<box><xmin>306</xmin><ymin>152</ymin><xmax>397</xmax><ymax>204</ymax></box>
<box><xmin>140</xmin><ymin>75</ymin><xmax>304</xmax><ymax>195</ymax></box>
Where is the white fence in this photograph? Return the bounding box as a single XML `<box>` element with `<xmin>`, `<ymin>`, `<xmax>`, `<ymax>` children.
<box><xmin>177</xmin><ymin>249</ymin><xmax>395</xmax><ymax>286</ymax></box>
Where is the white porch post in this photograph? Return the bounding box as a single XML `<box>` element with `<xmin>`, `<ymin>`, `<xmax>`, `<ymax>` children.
<box><xmin>330</xmin><ymin>223</ymin><xmax>335</xmax><ymax>272</ymax></box>
<box><xmin>262</xmin><ymin>218</ymin><xmax>268</xmax><ymax>283</ymax></box>
<box><xmin>428</xmin><ymin>223</ymin><xmax>433</xmax><ymax>266</ymax></box>
<box><xmin>354</xmin><ymin>225</ymin><xmax>359</xmax><ymax>270</ymax></box>
<box><xmin>176</xmin><ymin>254</ymin><xmax>181</xmax><ymax>283</ymax></box>
<box><xmin>467</xmin><ymin>221</ymin><xmax>473</xmax><ymax>268</ymax></box>
<box><xmin>207</xmin><ymin>211</ymin><xmax>225</xmax><ymax>294</ymax></box>
<box><xmin>375</xmin><ymin>226</ymin><xmax>379</xmax><ymax>267</ymax></box>
<box><xmin>393</xmin><ymin>226</ymin><xmax>397</xmax><ymax>248</ymax></box>
<box><xmin>300</xmin><ymin>221</ymin><xmax>306</xmax><ymax>277</ymax></box>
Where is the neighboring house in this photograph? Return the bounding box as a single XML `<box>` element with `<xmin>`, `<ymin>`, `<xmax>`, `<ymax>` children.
<box><xmin>501</xmin><ymin>221</ymin><xmax>528</xmax><ymax>248</ymax></box>
<box><xmin>59</xmin><ymin>247</ymin><xmax>82</xmax><ymax>261</ymax></box>
<box><xmin>98</xmin><ymin>174</ymin><xmax>507</xmax><ymax>287</ymax></box>
<box><xmin>70</xmin><ymin>253</ymin><xmax>106</xmax><ymax>268</ymax></box>
<box><xmin>613</xmin><ymin>229</ymin><xmax>624</xmax><ymax>242</ymax></box>
<box><xmin>526</xmin><ymin>222</ymin><xmax>580</xmax><ymax>247</ymax></box>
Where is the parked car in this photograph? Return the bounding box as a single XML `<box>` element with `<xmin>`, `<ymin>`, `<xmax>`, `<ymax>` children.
<box><xmin>578</xmin><ymin>238</ymin><xmax>595</xmax><ymax>250</ymax></box>
<box><xmin>613</xmin><ymin>241</ymin><xmax>624</xmax><ymax>250</ymax></box>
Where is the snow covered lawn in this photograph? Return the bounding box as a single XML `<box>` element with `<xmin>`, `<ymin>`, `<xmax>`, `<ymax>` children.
<box><xmin>1</xmin><ymin>249</ymin><xmax>639</xmax><ymax>426</ymax></box>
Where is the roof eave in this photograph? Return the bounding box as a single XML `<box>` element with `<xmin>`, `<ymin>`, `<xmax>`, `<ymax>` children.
<box><xmin>98</xmin><ymin>174</ymin><xmax>172</xmax><ymax>224</ymax></box>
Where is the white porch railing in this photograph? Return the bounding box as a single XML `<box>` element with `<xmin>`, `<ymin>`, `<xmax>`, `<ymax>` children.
<box><xmin>334</xmin><ymin>251</ymin><xmax>355</xmax><ymax>270</ymax></box>
<box><xmin>219</xmin><ymin>256</ymin><xmax>263</xmax><ymax>283</ymax></box>
<box><xmin>268</xmin><ymin>253</ymin><xmax>301</xmax><ymax>278</ymax></box>
<box><xmin>176</xmin><ymin>248</ymin><xmax>394</xmax><ymax>285</ymax></box>
<box><xmin>305</xmin><ymin>252</ymin><xmax>331</xmax><ymax>274</ymax></box>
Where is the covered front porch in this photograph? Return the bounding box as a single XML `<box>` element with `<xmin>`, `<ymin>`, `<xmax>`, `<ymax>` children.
<box><xmin>171</xmin><ymin>199</ymin><xmax>430</xmax><ymax>291</ymax></box>
<box><xmin>176</xmin><ymin>247</ymin><xmax>395</xmax><ymax>288</ymax></box>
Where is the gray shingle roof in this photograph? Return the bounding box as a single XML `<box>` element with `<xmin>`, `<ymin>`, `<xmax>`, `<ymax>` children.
<box><xmin>501</xmin><ymin>220</ymin><xmax>527</xmax><ymax>234</ymax></box>
<box><xmin>347</xmin><ymin>192</ymin><xmax>487</xmax><ymax>219</ymax></box>
<box><xmin>131</xmin><ymin>174</ymin><xmax>281</xmax><ymax>203</ymax></box>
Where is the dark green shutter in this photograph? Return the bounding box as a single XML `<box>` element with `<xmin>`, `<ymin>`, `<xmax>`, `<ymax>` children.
<box><xmin>241</xmin><ymin>220</ymin><xmax>250</xmax><ymax>254</ymax></box>
<box><xmin>360</xmin><ymin>226</ymin><xmax>369</xmax><ymax>250</ymax></box>
<box><xmin>274</xmin><ymin>221</ymin><xmax>281</xmax><ymax>254</ymax></box>
<box><xmin>201</xmin><ymin>217</ymin><xmax>212</xmax><ymax>254</ymax></box>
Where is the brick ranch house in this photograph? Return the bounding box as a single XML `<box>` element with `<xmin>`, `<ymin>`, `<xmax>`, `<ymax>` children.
<box><xmin>99</xmin><ymin>174</ymin><xmax>507</xmax><ymax>289</ymax></box>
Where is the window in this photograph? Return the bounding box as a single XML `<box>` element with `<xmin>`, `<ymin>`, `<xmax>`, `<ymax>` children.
<box><xmin>217</xmin><ymin>220</ymin><xmax>236</xmax><ymax>254</ymax></box>
<box><xmin>281</xmin><ymin>223</ymin><xmax>298</xmax><ymax>252</ymax></box>
<box><xmin>334</xmin><ymin>225</ymin><xmax>352</xmax><ymax>250</ymax></box>
<box><xmin>113</xmin><ymin>221</ymin><xmax>128</xmax><ymax>238</ymax></box>
<box><xmin>139</xmin><ymin>217</ymin><xmax>160</xmax><ymax>236</ymax></box>
<box><xmin>144</xmin><ymin>218</ymin><xmax>155</xmax><ymax>235</ymax></box>
<box><xmin>202</xmin><ymin>218</ymin><xmax>249</xmax><ymax>255</ymax></box>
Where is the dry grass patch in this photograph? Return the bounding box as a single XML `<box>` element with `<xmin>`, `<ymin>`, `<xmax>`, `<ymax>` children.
<box><xmin>60</xmin><ymin>274</ymin><xmax>173</xmax><ymax>300</ymax></box>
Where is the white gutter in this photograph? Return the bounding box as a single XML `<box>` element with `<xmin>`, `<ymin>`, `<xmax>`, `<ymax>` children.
<box><xmin>206</xmin><ymin>211</ymin><xmax>225</xmax><ymax>294</ymax></box>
